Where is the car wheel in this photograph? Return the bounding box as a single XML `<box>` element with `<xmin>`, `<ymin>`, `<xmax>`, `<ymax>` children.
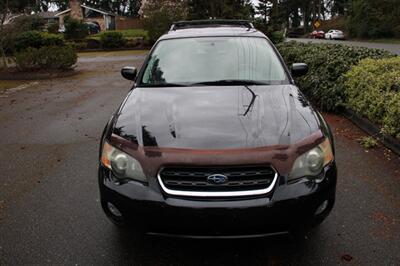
<box><xmin>329</xmin><ymin>35</ymin><xmax>332</xmax><ymax>40</ymax></box>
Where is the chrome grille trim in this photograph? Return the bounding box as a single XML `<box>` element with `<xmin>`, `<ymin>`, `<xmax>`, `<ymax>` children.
<box><xmin>157</xmin><ymin>166</ymin><xmax>278</xmax><ymax>197</ymax></box>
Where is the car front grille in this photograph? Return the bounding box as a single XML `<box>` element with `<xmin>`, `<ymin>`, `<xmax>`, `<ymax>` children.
<box><xmin>158</xmin><ymin>166</ymin><xmax>278</xmax><ymax>197</ymax></box>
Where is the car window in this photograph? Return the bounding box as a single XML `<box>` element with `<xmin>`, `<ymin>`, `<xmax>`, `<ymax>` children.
<box><xmin>140</xmin><ymin>37</ymin><xmax>288</xmax><ymax>86</ymax></box>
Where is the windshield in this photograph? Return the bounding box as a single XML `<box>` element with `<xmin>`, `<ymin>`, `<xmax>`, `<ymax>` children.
<box><xmin>140</xmin><ymin>37</ymin><xmax>288</xmax><ymax>86</ymax></box>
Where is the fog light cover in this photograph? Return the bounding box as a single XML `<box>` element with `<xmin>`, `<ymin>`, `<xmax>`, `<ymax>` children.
<box><xmin>107</xmin><ymin>202</ymin><xmax>122</xmax><ymax>217</ymax></box>
<box><xmin>315</xmin><ymin>200</ymin><xmax>329</xmax><ymax>216</ymax></box>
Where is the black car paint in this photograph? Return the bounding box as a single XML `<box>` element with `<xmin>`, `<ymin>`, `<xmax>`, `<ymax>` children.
<box><xmin>112</xmin><ymin>85</ymin><xmax>320</xmax><ymax>149</ymax></box>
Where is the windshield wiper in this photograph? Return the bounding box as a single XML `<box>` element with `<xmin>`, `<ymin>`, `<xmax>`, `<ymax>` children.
<box><xmin>192</xmin><ymin>79</ymin><xmax>270</xmax><ymax>86</ymax></box>
<box><xmin>242</xmin><ymin>85</ymin><xmax>257</xmax><ymax>116</ymax></box>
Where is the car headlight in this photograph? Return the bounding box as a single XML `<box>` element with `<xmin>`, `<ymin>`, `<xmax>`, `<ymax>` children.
<box><xmin>288</xmin><ymin>138</ymin><xmax>334</xmax><ymax>181</ymax></box>
<box><xmin>101</xmin><ymin>142</ymin><xmax>147</xmax><ymax>182</ymax></box>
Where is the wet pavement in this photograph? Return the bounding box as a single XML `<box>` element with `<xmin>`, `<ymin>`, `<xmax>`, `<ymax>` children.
<box><xmin>0</xmin><ymin>50</ymin><xmax>399</xmax><ymax>265</ymax></box>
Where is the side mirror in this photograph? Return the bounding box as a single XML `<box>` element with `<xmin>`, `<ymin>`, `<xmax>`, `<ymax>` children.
<box><xmin>121</xmin><ymin>66</ymin><xmax>137</xmax><ymax>81</ymax></box>
<box><xmin>291</xmin><ymin>63</ymin><xmax>308</xmax><ymax>77</ymax></box>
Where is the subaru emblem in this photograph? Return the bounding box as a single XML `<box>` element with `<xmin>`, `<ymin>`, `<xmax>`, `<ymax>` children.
<box><xmin>207</xmin><ymin>174</ymin><xmax>228</xmax><ymax>185</ymax></box>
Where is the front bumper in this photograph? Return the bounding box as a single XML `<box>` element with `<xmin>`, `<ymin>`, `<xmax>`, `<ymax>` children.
<box><xmin>98</xmin><ymin>163</ymin><xmax>337</xmax><ymax>238</ymax></box>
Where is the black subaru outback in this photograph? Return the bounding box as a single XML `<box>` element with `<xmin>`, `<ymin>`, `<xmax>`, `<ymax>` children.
<box><xmin>99</xmin><ymin>20</ymin><xmax>337</xmax><ymax>238</ymax></box>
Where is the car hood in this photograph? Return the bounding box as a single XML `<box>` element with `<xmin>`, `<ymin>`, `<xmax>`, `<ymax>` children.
<box><xmin>113</xmin><ymin>85</ymin><xmax>321</xmax><ymax>150</ymax></box>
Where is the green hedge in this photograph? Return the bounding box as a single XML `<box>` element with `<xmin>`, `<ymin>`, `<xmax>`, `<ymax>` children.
<box><xmin>15</xmin><ymin>45</ymin><xmax>77</xmax><ymax>71</ymax></box>
<box><xmin>14</xmin><ymin>31</ymin><xmax>64</xmax><ymax>51</ymax></box>
<box><xmin>276</xmin><ymin>42</ymin><xmax>393</xmax><ymax>111</ymax></box>
<box><xmin>345</xmin><ymin>57</ymin><xmax>400</xmax><ymax>140</ymax></box>
<box><xmin>99</xmin><ymin>31</ymin><xmax>126</xmax><ymax>48</ymax></box>
<box><xmin>93</xmin><ymin>29</ymin><xmax>148</xmax><ymax>40</ymax></box>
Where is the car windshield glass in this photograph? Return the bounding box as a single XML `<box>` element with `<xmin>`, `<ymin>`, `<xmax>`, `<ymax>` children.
<box><xmin>140</xmin><ymin>37</ymin><xmax>288</xmax><ymax>86</ymax></box>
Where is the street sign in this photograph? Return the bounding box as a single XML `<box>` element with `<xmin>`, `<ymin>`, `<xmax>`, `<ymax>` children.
<box><xmin>314</xmin><ymin>19</ymin><xmax>321</xmax><ymax>29</ymax></box>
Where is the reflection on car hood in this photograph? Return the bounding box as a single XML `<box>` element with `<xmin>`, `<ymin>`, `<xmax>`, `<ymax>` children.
<box><xmin>113</xmin><ymin>85</ymin><xmax>321</xmax><ymax>150</ymax></box>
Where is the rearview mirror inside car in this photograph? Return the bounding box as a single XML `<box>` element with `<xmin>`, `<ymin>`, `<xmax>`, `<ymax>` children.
<box><xmin>121</xmin><ymin>67</ymin><xmax>137</xmax><ymax>81</ymax></box>
<box><xmin>291</xmin><ymin>63</ymin><xmax>309</xmax><ymax>77</ymax></box>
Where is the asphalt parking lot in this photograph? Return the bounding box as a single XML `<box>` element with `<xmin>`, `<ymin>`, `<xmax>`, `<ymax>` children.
<box><xmin>0</xmin><ymin>51</ymin><xmax>399</xmax><ymax>265</ymax></box>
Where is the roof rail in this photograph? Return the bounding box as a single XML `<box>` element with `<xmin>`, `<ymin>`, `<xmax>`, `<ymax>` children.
<box><xmin>170</xmin><ymin>20</ymin><xmax>254</xmax><ymax>31</ymax></box>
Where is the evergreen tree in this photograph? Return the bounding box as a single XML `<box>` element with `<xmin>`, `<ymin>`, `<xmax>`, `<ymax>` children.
<box><xmin>347</xmin><ymin>0</ymin><xmax>400</xmax><ymax>38</ymax></box>
<box><xmin>187</xmin><ymin>0</ymin><xmax>253</xmax><ymax>20</ymax></box>
<box><xmin>43</xmin><ymin>0</ymin><xmax>142</xmax><ymax>16</ymax></box>
<box><xmin>256</xmin><ymin>0</ymin><xmax>271</xmax><ymax>24</ymax></box>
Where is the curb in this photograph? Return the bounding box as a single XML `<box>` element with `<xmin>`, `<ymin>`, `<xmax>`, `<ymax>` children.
<box><xmin>342</xmin><ymin>108</ymin><xmax>400</xmax><ymax>155</ymax></box>
<box><xmin>0</xmin><ymin>70</ymin><xmax>79</xmax><ymax>81</ymax></box>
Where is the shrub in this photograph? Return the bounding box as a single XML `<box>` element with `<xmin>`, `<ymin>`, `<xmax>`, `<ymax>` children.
<box><xmin>15</xmin><ymin>45</ymin><xmax>77</xmax><ymax>71</ymax></box>
<box><xmin>99</xmin><ymin>31</ymin><xmax>126</xmax><ymax>48</ymax></box>
<box><xmin>286</xmin><ymin>27</ymin><xmax>305</xmax><ymax>38</ymax></box>
<box><xmin>345</xmin><ymin>57</ymin><xmax>400</xmax><ymax>140</ymax></box>
<box><xmin>0</xmin><ymin>15</ymin><xmax>47</xmax><ymax>55</ymax></box>
<box><xmin>11</xmin><ymin>15</ymin><xmax>46</xmax><ymax>32</ymax></box>
<box><xmin>47</xmin><ymin>23</ymin><xmax>60</xmax><ymax>34</ymax></box>
<box><xmin>13</xmin><ymin>31</ymin><xmax>65</xmax><ymax>51</ymax></box>
<box><xmin>0</xmin><ymin>27</ymin><xmax>18</xmax><ymax>55</ymax></box>
<box><xmin>269</xmin><ymin>31</ymin><xmax>285</xmax><ymax>44</ymax></box>
<box><xmin>40</xmin><ymin>45</ymin><xmax>78</xmax><ymax>69</ymax></box>
<box><xmin>14</xmin><ymin>31</ymin><xmax>44</xmax><ymax>51</ymax></box>
<box><xmin>125</xmin><ymin>38</ymin><xmax>145</xmax><ymax>48</ymax></box>
<box><xmin>94</xmin><ymin>29</ymin><xmax>149</xmax><ymax>40</ymax></box>
<box><xmin>86</xmin><ymin>38</ymin><xmax>101</xmax><ymax>49</ymax></box>
<box><xmin>359</xmin><ymin>136</ymin><xmax>378</xmax><ymax>149</ymax></box>
<box><xmin>69</xmin><ymin>40</ymin><xmax>86</xmax><ymax>50</ymax></box>
<box><xmin>14</xmin><ymin>48</ymin><xmax>39</xmax><ymax>70</ymax></box>
<box><xmin>253</xmin><ymin>21</ymin><xmax>285</xmax><ymax>44</ymax></box>
<box><xmin>41</xmin><ymin>33</ymin><xmax>65</xmax><ymax>46</ymax></box>
<box><xmin>64</xmin><ymin>17</ymin><xmax>88</xmax><ymax>40</ymax></box>
<box><xmin>0</xmin><ymin>16</ymin><xmax>46</xmax><ymax>54</ymax></box>
<box><xmin>276</xmin><ymin>42</ymin><xmax>393</xmax><ymax>111</ymax></box>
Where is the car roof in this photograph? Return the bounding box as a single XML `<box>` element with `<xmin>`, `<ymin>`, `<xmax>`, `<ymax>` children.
<box><xmin>158</xmin><ymin>20</ymin><xmax>267</xmax><ymax>41</ymax></box>
<box><xmin>160</xmin><ymin>27</ymin><xmax>266</xmax><ymax>40</ymax></box>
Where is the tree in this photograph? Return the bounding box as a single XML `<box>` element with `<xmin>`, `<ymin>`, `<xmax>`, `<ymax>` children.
<box><xmin>1</xmin><ymin>0</ymin><xmax>38</xmax><ymax>27</ymax></box>
<box><xmin>142</xmin><ymin>0</ymin><xmax>188</xmax><ymax>42</ymax></box>
<box><xmin>347</xmin><ymin>0</ymin><xmax>400</xmax><ymax>38</ymax></box>
<box><xmin>39</xmin><ymin>0</ymin><xmax>142</xmax><ymax>17</ymax></box>
<box><xmin>0</xmin><ymin>0</ymin><xmax>38</xmax><ymax>68</ymax></box>
<box><xmin>327</xmin><ymin>0</ymin><xmax>350</xmax><ymax>16</ymax></box>
<box><xmin>83</xmin><ymin>0</ymin><xmax>142</xmax><ymax>16</ymax></box>
<box><xmin>256</xmin><ymin>0</ymin><xmax>271</xmax><ymax>24</ymax></box>
<box><xmin>187</xmin><ymin>0</ymin><xmax>254</xmax><ymax>20</ymax></box>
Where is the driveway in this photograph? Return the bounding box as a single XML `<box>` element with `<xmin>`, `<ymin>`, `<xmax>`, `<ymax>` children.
<box><xmin>0</xmin><ymin>51</ymin><xmax>399</xmax><ymax>265</ymax></box>
<box><xmin>287</xmin><ymin>38</ymin><xmax>400</xmax><ymax>55</ymax></box>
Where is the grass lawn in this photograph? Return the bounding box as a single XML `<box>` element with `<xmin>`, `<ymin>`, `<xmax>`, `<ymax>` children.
<box><xmin>92</xmin><ymin>29</ymin><xmax>148</xmax><ymax>40</ymax></box>
<box><xmin>0</xmin><ymin>80</ymin><xmax>29</xmax><ymax>90</ymax></box>
<box><xmin>356</xmin><ymin>38</ymin><xmax>400</xmax><ymax>45</ymax></box>
<box><xmin>370</xmin><ymin>39</ymin><xmax>400</xmax><ymax>45</ymax></box>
